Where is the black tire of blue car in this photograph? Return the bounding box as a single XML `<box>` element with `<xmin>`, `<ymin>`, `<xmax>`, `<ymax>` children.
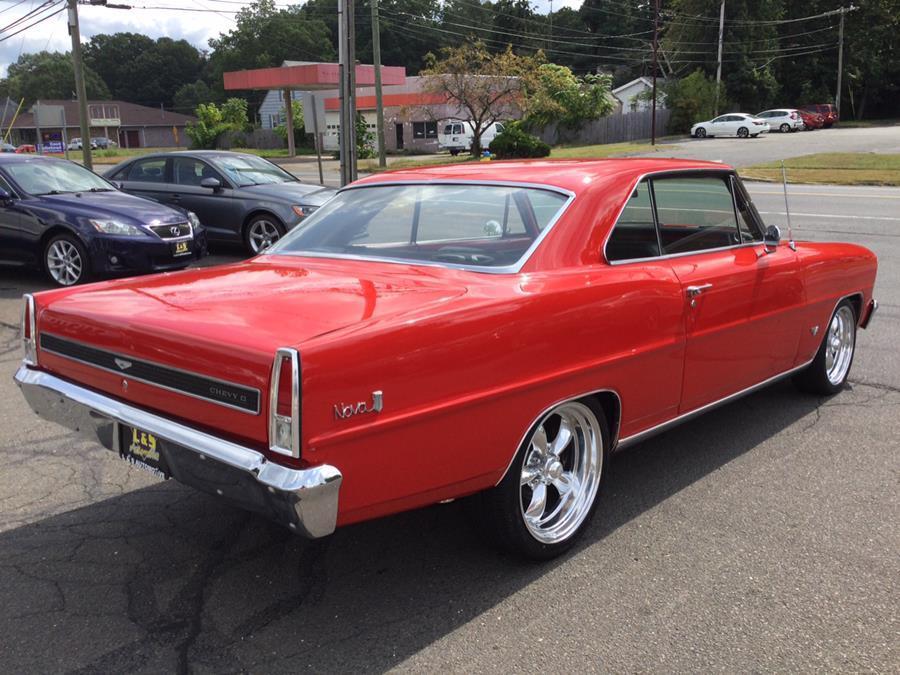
<box><xmin>471</xmin><ymin>397</ymin><xmax>609</xmax><ymax>560</ymax></box>
<box><xmin>243</xmin><ymin>215</ymin><xmax>286</xmax><ymax>255</ymax></box>
<box><xmin>794</xmin><ymin>299</ymin><xmax>858</xmax><ymax>396</ymax></box>
<box><xmin>44</xmin><ymin>233</ymin><xmax>90</xmax><ymax>287</ymax></box>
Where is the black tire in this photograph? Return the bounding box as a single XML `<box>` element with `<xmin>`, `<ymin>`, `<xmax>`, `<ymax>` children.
<box><xmin>243</xmin><ymin>215</ymin><xmax>286</xmax><ymax>255</ymax></box>
<box><xmin>43</xmin><ymin>233</ymin><xmax>91</xmax><ymax>287</ymax></box>
<box><xmin>794</xmin><ymin>299</ymin><xmax>858</xmax><ymax>395</ymax></box>
<box><xmin>695</xmin><ymin>127</ymin><xmax>707</xmax><ymax>138</ymax></box>
<box><xmin>474</xmin><ymin>397</ymin><xmax>609</xmax><ymax>560</ymax></box>
<box><xmin>737</xmin><ymin>127</ymin><xmax>749</xmax><ymax>138</ymax></box>
<box><xmin>449</xmin><ymin>148</ymin><xmax>460</xmax><ymax>156</ymax></box>
<box><xmin>780</xmin><ymin>123</ymin><xmax>791</xmax><ymax>133</ymax></box>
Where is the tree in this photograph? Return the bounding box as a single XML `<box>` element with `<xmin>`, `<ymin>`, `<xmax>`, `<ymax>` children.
<box><xmin>274</xmin><ymin>99</ymin><xmax>306</xmax><ymax>148</ymax></box>
<box><xmin>663</xmin><ymin>69</ymin><xmax>726</xmax><ymax>133</ymax></box>
<box><xmin>524</xmin><ymin>63</ymin><xmax>614</xmax><ymax>129</ymax></box>
<box><xmin>420</xmin><ymin>41</ymin><xmax>543</xmax><ymax>156</ymax></box>
<box><xmin>1</xmin><ymin>51</ymin><xmax>109</xmax><ymax>105</ymax></box>
<box><xmin>185</xmin><ymin>99</ymin><xmax>249</xmax><ymax>148</ymax></box>
<box><xmin>173</xmin><ymin>80</ymin><xmax>213</xmax><ymax>115</ymax></box>
<box><xmin>220</xmin><ymin>97</ymin><xmax>250</xmax><ymax>131</ymax></box>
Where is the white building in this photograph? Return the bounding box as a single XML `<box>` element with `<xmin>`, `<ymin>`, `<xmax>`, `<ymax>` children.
<box><xmin>612</xmin><ymin>77</ymin><xmax>667</xmax><ymax>114</ymax></box>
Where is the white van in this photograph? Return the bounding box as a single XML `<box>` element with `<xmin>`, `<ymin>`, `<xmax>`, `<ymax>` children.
<box><xmin>438</xmin><ymin>120</ymin><xmax>506</xmax><ymax>155</ymax></box>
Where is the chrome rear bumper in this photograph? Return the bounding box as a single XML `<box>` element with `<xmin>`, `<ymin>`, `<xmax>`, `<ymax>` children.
<box><xmin>14</xmin><ymin>364</ymin><xmax>342</xmax><ymax>538</ymax></box>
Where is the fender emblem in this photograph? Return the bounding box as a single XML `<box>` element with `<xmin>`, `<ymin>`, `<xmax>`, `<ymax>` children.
<box><xmin>114</xmin><ymin>358</ymin><xmax>133</xmax><ymax>370</ymax></box>
<box><xmin>334</xmin><ymin>391</ymin><xmax>383</xmax><ymax>420</ymax></box>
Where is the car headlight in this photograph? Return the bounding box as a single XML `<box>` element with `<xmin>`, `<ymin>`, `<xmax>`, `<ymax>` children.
<box><xmin>292</xmin><ymin>205</ymin><xmax>317</xmax><ymax>219</ymax></box>
<box><xmin>187</xmin><ymin>211</ymin><xmax>202</xmax><ymax>229</ymax></box>
<box><xmin>89</xmin><ymin>219</ymin><xmax>146</xmax><ymax>236</ymax></box>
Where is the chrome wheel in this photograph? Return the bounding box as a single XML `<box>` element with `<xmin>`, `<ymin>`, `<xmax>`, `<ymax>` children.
<box><xmin>519</xmin><ymin>401</ymin><xmax>603</xmax><ymax>544</ymax></box>
<box><xmin>46</xmin><ymin>239</ymin><xmax>84</xmax><ymax>286</ymax></box>
<box><xmin>825</xmin><ymin>305</ymin><xmax>855</xmax><ymax>386</ymax></box>
<box><xmin>247</xmin><ymin>219</ymin><xmax>282</xmax><ymax>253</ymax></box>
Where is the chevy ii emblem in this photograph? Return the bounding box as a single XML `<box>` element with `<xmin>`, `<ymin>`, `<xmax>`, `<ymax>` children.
<box><xmin>114</xmin><ymin>358</ymin><xmax>133</xmax><ymax>371</ymax></box>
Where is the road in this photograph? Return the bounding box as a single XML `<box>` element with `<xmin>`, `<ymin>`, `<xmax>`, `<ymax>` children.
<box><xmin>0</xmin><ymin>183</ymin><xmax>897</xmax><ymax>672</ymax></box>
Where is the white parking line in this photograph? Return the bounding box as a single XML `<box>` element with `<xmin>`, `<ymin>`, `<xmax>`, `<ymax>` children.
<box><xmin>757</xmin><ymin>211</ymin><xmax>900</xmax><ymax>222</ymax></box>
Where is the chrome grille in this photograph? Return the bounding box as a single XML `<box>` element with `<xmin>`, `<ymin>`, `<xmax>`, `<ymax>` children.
<box><xmin>150</xmin><ymin>222</ymin><xmax>193</xmax><ymax>240</ymax></box>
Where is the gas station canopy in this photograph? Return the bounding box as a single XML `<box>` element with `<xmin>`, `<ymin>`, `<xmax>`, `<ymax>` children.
<box><xmin>223</xmin><ymin>62</ymin><xmax>406</xmax><ymax>91</ymax></box>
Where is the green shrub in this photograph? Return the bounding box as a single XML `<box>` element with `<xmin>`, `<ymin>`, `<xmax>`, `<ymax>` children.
<box><xmin>489</xmin><ymin>122</ymin><xmax>550</xmax><ymax>159</ymax></box>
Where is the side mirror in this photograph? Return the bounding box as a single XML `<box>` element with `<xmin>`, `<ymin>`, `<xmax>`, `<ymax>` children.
<box><xmin>200</xmin><ymin>177</ymin><xmax>222</xmax><ymax>191</ymax></box>
<box><xmin>0</xmin><ymin>187</ymin><xmax>12</xmax><ymax>203</ymax></box>
<box><xmin>764</xmin><ymin>224</ymin><xmax>781</xmax><ymax>253</ymax></box>
<box><xmin>113</xmin><ymin>181</ymin><xmax>124</xmax><ymax>191</ymax></box>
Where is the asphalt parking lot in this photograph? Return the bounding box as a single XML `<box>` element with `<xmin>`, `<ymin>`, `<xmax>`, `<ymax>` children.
<box><xmin>0</xmin><ymin>182</ymin><xmax>897</xmax><ymax>672</ymax></box>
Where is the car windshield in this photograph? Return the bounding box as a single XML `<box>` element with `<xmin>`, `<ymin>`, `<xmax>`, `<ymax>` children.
<box><xmin>5</xmin><ymin>159</ymin><xmax>113</xmax><ymax>195</ymax></box>
<box><xmin>268</xmin><ymin>183</ymin><xmax>570</xmax><ymax>270</ymax></box>
<box><xmin>210</xmin><ymin>154</ymin><xmax>296</xmax><ymax>186</ymax></box>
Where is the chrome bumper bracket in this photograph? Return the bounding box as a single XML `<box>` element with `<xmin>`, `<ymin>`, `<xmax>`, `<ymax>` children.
<box><xmin>14</xmin><ymin>365</ymin><xmax>341</xmax><ymax>538</ymax></box>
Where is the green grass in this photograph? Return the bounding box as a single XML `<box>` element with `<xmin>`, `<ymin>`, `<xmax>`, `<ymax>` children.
<box><xmin>550</xmin><ymin>139</ymin><xmax>680</xmax><ymax>159</ymax></box>
<box><xmin>741</xmin><ymin>152</ymin><xmax>900</xmax><ymax>186</ymax></box>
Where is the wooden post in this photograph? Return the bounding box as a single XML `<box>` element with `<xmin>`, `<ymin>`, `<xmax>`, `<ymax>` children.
<box><xmin>283</xmin><ymin>89</ymin><xmax>295</xmax><ymax>158</ymax></box>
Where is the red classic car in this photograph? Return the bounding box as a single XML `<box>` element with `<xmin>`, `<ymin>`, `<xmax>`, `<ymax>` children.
<box><xmin>15</xmin><ymin>159</ymin><xmax>878</xmax><ymax>559</ymax></box>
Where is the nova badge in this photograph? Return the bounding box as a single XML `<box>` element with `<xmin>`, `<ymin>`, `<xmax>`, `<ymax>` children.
<box><xmin>334</xmin><ymin>391</ymin><xmax>383</xmax><ymax>420</ymax></box>
<box><xmin>114</xmin><ymin>358</ymin><xmax>133</xmax><ymax>371</ymax></box>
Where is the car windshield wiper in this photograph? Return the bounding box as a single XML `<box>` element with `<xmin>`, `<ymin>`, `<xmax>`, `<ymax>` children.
<box><xmin>34</xmin><ymin>189</ymin><xmax>73</xmax><ymax>195</ymax></box>
<box><xmin>88</xmin><ymin>187</ymin><xmax>115</xmax><ymax>192</ymax></box>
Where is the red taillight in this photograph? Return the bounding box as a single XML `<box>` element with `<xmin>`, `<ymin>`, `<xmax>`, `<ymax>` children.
<box><xmin>791</xmin><ymin>112</ymin><xmax>798</xmax><ymax>119</ymax></box>
<box><xmin>276</xmin><ymin>355</ymin><xmax>293</xmax><ymax>417</ymax></box>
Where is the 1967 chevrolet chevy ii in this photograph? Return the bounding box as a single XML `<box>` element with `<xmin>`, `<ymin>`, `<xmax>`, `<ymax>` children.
<box><xmin>16</xmin><ymin>159</ymin><xmax>878</xmax><ymax>559</ymax></box>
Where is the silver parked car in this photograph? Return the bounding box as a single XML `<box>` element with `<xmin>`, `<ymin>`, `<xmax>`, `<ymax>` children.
<box><xmin>756</xmin><ymin>109</ymin><xmax>804</xmax><ymax>133</ymax></box>
<box><xmin>691</xmin><ymin>113</ymin><xmax>770</xmax><ymax>138</ymax></box>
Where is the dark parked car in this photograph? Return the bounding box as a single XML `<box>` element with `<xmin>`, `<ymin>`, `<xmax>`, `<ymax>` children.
<box><xmin>800</xmin><ymin>103</ymin><xmax>838</xmax><ymax>128</ymax></box>
<box><xmin>106</xmin><ymin>151</ymin><xmax>336</xmax><ymax>254</ymax></box>
<box><xmin>0</xmin><ymin>155</ymin><xmax>207</xmax><ymax>286</ymax></box>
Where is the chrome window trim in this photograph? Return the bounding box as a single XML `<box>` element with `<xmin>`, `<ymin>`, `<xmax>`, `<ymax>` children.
<box><xmin>495</xmin><ymin>388</ymin><xmax>623</xmax><ymax>486</ymax></box>
<box><xmin>266</xmin><ymin>180</ymin><xmax>577</xmax><ymax>275</ymax></box>
<box><xmin>39</xmin><ymin>332</ymin><xmax>261</xmax><ymax>415</ymax></box>
<box><xmin>269</xmin><ymin>347</ymin><xmax>301</xmax><ymax>459</ymax></box>
<box><xmin>602</xmin><ymin>167</ymin><xmax>752</xmax><ymax>266</ymax></box>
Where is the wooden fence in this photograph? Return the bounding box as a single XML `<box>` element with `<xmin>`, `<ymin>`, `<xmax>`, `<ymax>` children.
<box><xmin>537</xmin><ymin>108</ymin><xmax>672</xmax><ymax>146</ymax></box>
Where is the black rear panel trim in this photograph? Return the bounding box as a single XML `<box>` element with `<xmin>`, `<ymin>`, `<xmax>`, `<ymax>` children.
<box><xmin>40</xmin><ymin>333</ymin><xmax>260</xmax><ymax>414</ymax></box>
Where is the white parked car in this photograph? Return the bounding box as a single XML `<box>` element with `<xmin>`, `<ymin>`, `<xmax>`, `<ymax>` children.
<box><xmin>756</xmin><ymin>109</ymin><xmax>804</xmax><ymax>133</ymax></box>
<box><xmin>691</xmin><ymin>113</ymin><xmax>769</xmax><ymax>139</ymax></box>
<box><xmin>438</xmin><ymin>120</ymin><xmax>506</xmax><ymax>156</ymax></box>
<box><xmin>66</xmin><ymin>137</ymin><xmax>98</xmax><ymax>151</ymax></box>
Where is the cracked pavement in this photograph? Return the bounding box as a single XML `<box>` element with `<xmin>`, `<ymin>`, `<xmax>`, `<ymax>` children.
<box><xmin>0</xmin><ymin>184</ymin><xmax>898</xmax><ymax>673</ymax></box>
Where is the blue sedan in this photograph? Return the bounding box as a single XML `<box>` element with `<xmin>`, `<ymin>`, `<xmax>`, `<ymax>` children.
<box><xmin>0</xmin><ymin>155</ymin><xmax>207</xmax><ymax>286</ymax></box>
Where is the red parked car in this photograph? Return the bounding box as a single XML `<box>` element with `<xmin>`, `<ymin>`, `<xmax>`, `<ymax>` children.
<box><xmin>801</xmin><ymin>103</ymin><xmax>838</xmax><ymax>127</ymax></box>
<box><xmin>15</xmin><ymin>159</ymin><xmax>878</xmax><ymax>559</ymax></box>
<box><xmin>15</xmin><ymin>144</ymin><xmax>36</xmax><ymax>153</ymax></box>
<box><xmin>797</xmin><ymin>109</ymin><xmax>825</xmax><ymax>130</ymax></box>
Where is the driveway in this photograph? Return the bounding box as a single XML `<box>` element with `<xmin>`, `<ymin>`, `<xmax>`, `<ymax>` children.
<box><xmin>634</xmin><ymin>124</ymin><xmax>900</xmax><ymax>167</ymax></box>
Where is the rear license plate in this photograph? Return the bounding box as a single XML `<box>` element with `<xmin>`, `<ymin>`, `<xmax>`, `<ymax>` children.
<box><xmin>120</xmin><ymin>424</ymin><xmax>170</xmax><ymax>479</ymax></box>
<box><xmin>172</xmin><ymin>241</ymin><xmax>191</xmax><ymax>256</ymax></box>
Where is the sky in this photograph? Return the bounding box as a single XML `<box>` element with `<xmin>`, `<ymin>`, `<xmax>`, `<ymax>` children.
<box><xmin>0</xmin><ymin>0</ymin><xmax>582</xmax><ymax>78</ymax></box>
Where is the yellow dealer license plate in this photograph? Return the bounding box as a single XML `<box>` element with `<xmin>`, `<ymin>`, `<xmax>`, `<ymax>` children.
<box><xmin>120</xmin><ymin>425</ymin><xmax>170</xmax><ymax>479</ymax></box>
<box><xmin>172</xmin><ymin>241</ymin><xmax>191</xmax><ymax>256</ymax></box>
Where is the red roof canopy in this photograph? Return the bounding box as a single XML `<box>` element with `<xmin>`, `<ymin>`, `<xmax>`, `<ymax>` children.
<box><xmin>224</xmin><ymin>63</ymin><xmax>407</xmax><ymax>91</ymax></box>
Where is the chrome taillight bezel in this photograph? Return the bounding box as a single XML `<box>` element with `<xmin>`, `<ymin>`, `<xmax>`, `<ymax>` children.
<box><xmin>268</xmin><ymin>347</ymin><xmax>300</xmax><ymax>458</ymax></box>
<box><xmin>22</xmin><ymin>293</ymin><xmax>36</xmax><ymax>366</ymax></box>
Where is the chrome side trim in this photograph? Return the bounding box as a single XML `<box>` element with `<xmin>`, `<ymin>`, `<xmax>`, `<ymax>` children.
<box><xmin>21</xmin><ymin>293</ymin><xmax>36</xmax><ymax>366</ymax></box>
<box><xmin>267</xmin><ymin>180</ymin><xmax>577</xmax><ymax>275</ymax></box>
<box><xmin>496</xmin><ymin>388</ymin><xmax>622</xmax><ymax>486</ymax></box>
<box><xmin>39</xmin><ymin>332</ymin><xmax>261</xmax><ymax>415</ymax></box>
<box><xmin>615</xmin><ymin>357</ymin><xmax>815</xmax><ymax>451</ymax></box>
<box><xmin>14</xmin><ymin>364</ymin><xmax>341</xmax><ymax>537</ymax></box>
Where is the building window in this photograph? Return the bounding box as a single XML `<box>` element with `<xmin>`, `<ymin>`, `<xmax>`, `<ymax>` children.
<box><xmin>412</xmin><ymin>121</ymin><xmax>437</xmax><ymax>139</ymax></box>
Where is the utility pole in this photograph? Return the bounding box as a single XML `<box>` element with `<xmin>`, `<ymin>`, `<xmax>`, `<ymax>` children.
<box><xmin>67</xmin><ymin>0</ymin><xmax>92</xmax><ymax>170</ymax></box>
<box><xmin>714</xmin><ymin>0</ymin><xmax>725</xmax><ymax>116</ymax></box>
<box><xmin>834</xmin><ymin>6</ymin><xmax>857</xmax><ymax>117</ymax></box>
<box><xmin>650</xmin><ymin>0</ymin><xmax>659</xmax><ymax>145</ymax></box>
<box><xmin>338</xmin><ymin>0</ymin><xmax>357</xmax><ymax>185</ymax></box>
<box><xmin>371</xmin><ymin>0</ymin><xmax>386</xmax><ymax>168</ymax></box>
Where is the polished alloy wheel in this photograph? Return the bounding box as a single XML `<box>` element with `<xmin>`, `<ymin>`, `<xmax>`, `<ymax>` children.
<box><xmin>696</xmin><ymin>127</ymin><xmax>707</xmax><ymax>138</ymax></box>
<box><xmin>825</xmin><ymin>305</ymin><xmax>855</xmax><ymax>385</ymax></box>
<box><xmin>737</xmin><ymin>127</ymin><xmax>749</xmax><ymax>138</ymax></box>
<box><xmin>46</xmin><ymin>239</ymin><xmax>83</xmax><ymax>286</ymax></box>
<box><xmin>519</xmin><ymin>401</ymin><xmax>603</xmax><ymax>544</ymax></box>
<box><xmin>248</xmin><ymin>219</ymin><xmax>282</xmax><ymax>253</ymax></box>
<box><xmin>780</xmin><ymin>123</ymin><xmax>791</xmax><ymax>133</ymax></box>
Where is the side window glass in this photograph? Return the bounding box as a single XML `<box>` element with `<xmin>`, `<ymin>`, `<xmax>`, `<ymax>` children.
<box><xmin>732</xmin><ymin>176</ymin><xmax>765</xmax><ymax>242</ymax></box>
<box><xmin>127</xmin><ymin>158</ymin><xmax>166</xmax><ymax>183</ymax></box>
<box><xmin>173</xmin><ymin>158</ymin><xmax>220</xmax><ymax>187</ymax></box>
<box><xmin>653</xmin><ymin>176</ymin><xmax>740</xmax><ymax>255</ymax></box>
<box><xmin>606</xmin><ymin>179</ymin><xmax>659</xmax><ymax>262</ymax></box>
<box><xmin>0</xmin><ymin>173</ymin><xmax>14</xmax><ymax>195</ymax></box>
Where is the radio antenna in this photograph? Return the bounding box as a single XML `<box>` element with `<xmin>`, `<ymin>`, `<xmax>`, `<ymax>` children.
<box><xmin>781</xmin><ymin>160</ymin><xmax>796</xmax><ymax>250</ymax></box>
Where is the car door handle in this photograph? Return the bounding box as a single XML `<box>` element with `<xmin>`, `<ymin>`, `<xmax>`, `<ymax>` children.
<box><xmin>686</xmin><ymin>284</ymin><xmax>713</xmax><ymax>298</ymax></box>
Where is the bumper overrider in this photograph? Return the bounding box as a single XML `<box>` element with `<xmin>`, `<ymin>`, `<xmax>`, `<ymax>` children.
<box><xmin>14</xmin><ymin>364</ymin><xmax>342</xmax><ymax>538</ymax></box>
